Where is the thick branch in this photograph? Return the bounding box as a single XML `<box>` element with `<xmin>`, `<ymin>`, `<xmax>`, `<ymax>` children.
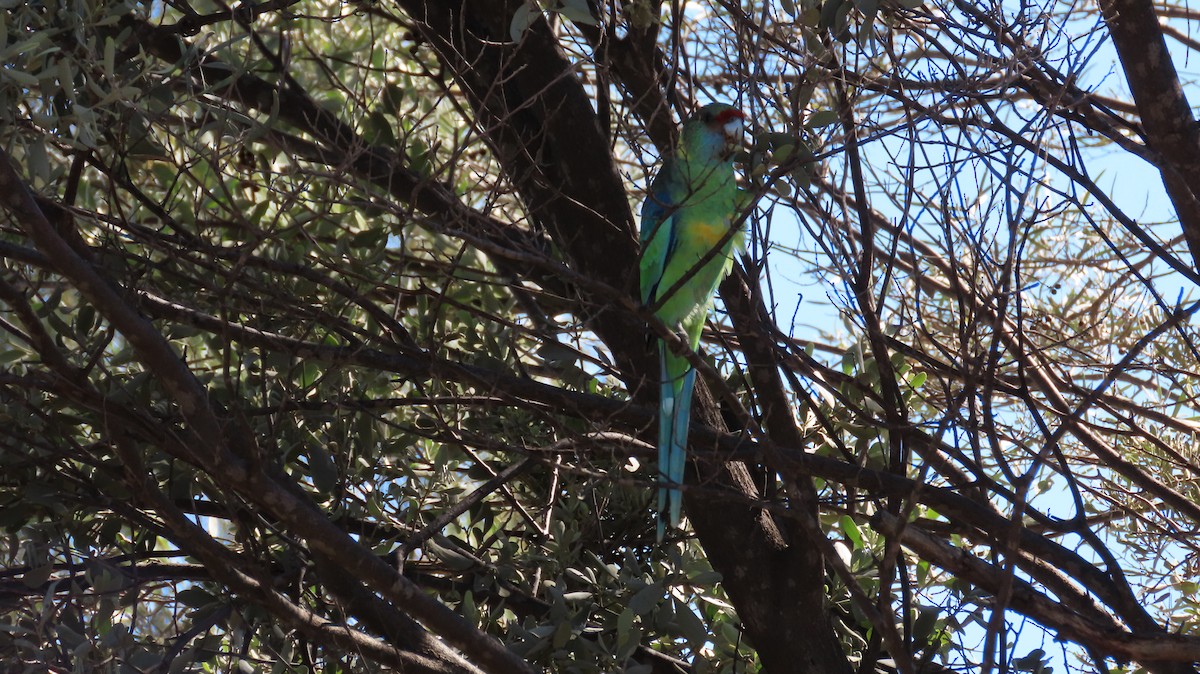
<box><xmin>1100</xmin><ymin>0</ymin><xmax>1200</xmax><ymax>268</ymax></box>
<box><xmin>871</xmin><ymin>512</ymin><xmax>1200</xmax><ymax>664</ymax></box>
<box><xmin>131</xmin><ymin>288</ymin><xmax>1185</xmax><ymax>656</ymax></box>
<box><xmin>0</xmin><ymin>146</ymin><xmax>534</xmax><ymax>674</ymax></box>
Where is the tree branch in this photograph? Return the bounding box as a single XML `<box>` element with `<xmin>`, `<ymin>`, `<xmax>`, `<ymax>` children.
<box><xmin>1099</xmin><ymin>0</ymin><xmax>1200</xmax><ymax>269</ymax></box>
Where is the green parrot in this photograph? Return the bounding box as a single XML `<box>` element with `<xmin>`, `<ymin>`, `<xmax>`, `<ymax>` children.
<box><xmin>639</xmin><ymin>102</ymin><xmax>745</xmax><ymax>540</ymax></box>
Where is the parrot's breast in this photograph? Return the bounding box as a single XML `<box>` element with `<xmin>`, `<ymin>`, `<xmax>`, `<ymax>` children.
<box><xmin>684</xmin><ymin>217</ymin><xmax>735</xmax><ymax>248</ymax></box>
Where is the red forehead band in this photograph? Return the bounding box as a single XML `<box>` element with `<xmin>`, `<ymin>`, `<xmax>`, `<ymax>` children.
<box><xmin>715</xmin><ymin>109</ymin><xmax>744</xmax><ymax>123</ymax></box>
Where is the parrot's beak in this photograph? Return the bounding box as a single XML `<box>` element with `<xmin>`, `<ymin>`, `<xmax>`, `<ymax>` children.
<box><xmin>722</xmin><ymin>115</ymin><xmax>744</xmax><ymax>139</ymax></box>
<box><xmin>721</xmin><ymin>113</ymin><xmax>745</xmax><ymax>159</ymax></box>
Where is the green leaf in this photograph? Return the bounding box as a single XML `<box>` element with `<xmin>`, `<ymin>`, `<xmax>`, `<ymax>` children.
<box><xmin>74</xmin><ymin>304</ymin><xmax>96</xmax><ymax>336</ymax></box>
<box><xmin>855</xmin><ymin>0</ymin><xmax>880</xmax><ymax>16</ymax></box>
<box><xmin>22</xmin><ymin>563</ymin><xmax>53</xmax><ymax>589</ymax></box>
<box><xmin>3</xmin><ymin>66</ymin><xmax>40</xmax><ymax>87</ymax></box>
<box><xmin>538</xmin><ymin>341</ymin><xmax>578</xmax><ymax>367</ymax></box>
<box><xmin>363</xmin><ymin>110</ymin><xmax>396</xmax><ymax>146</ymax></box>
<box><xmin>127</xmin><ymin>135</ymin><xmax>171</xmax><ymax>159</ymax></box>
<box><xmin>551</xmin><ymin>619</ymin><xmax>572</xmax><ymax>648</ymax></box>
<box><xmin>793</xmin><ymin>165</ymin><xmax>812</xmax><ymax>190</ymax></box>
<box><xmin>408</xmin><ymin>136</ymin><xmax>433</xmax><ymax>178</ymax></box>
<box><xmin>296</xmin><ymin>361</ymin><xmax>322</xmax><ymax>389</ymax></box>
<box><xmin>461</xmin><ymin>591</ymin><xmax>478</xmax><ymax>625</ymax></box>
<box><xmin>840</xmin><ymin>515</ymin><xmax>863</xmax><ymax>549</ymax></box>
<box><xmin>509</xmin><ymin>2</ymin><xmax>542</xmax><ymax>41</ymax></box>
<box><xmin>615</xmin><ymin>621</ymin><xmax>641</xmax><ymax>660</ymax></box>
<box><xmin>628</xmin><ymin>582</ymin><xmax>663</xmax><ymax>616</ymax></box>
<box><xmin>87</xmin><ymin>563</ymin><xmax>124</xmax><ymax>594</ymax></box>
<box><xmin>55</xmin><ymin>623</ymin><xmax>86</xmax><ymax>649</ymax></box>
<box><xmin>0</xmin><ymin>347</ymin><xmax>25</xmax><ymax>364</ymax></box>
<box><xmin>426</xmin><ymin>537</ymin><xmax>479</xmax><ymax>571</ymax></box>
<box><xmin>26</xmin><ymin>137</ymin><xmax>49</xmax><ymax>183</ymax></box>
<box><xmin>177</xmin><ymin>586</ymin><xmax>215</xmax><ymax>608</ymax></box>
<box><xmin>807</xmin><ymin>109</ymin><xmax>839</xmax><ymax>128</ymax></box>
<box><xmin>1013</xmin><ymin>648</ymin><xmax>1047</xmax><ymax>671</ymax></box>
<box><xmin>558</xmin><ymin>0</ymin><xmax>597</xmax><ymax>25</ymax></box>
<box><xmin>818</xmin><ymin>0</ymin><xmax>846</xmax><ymax>29</ymax></box>
<box><xmin>103</xmin><ymin>37</ymin><xmax>116</xmax><ymax>77</ymax></box>
<box><xmin>616</xmin><ymin>606</ymin><xmax>634</xmax><ymax>640</ymax></box>
<box><xmin>911</xmin><ymin>605</ymin><xmax>939</xmax><ymax>645</ymax></box>
<box><xmin>307</xmin><ymin>445</ymin><xmax>338</xmax><ymax>494</ymax></box>
<box><xmin>351</xmin><ymin>227</ymin><xmax>388</xmax><ymax>250</ymax></box>
<box><xmin>673</xmin><ymin>597</ymin><xmax>708</xmax><ymax>648</ymax></box>
<box><xmin>381</xmin><ymin>83</ymin><xmax>407</xmax><ymax>116</ymax></box>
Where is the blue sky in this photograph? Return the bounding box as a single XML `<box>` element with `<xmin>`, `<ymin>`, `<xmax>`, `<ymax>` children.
<box><xmin>669</xmin><ymin>2</ymin><xmax>1200</xmax><ymax>671</ymax></box>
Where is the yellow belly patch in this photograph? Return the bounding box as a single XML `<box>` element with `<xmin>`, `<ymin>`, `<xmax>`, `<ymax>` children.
<box><xmin>688</xmin><ymin>219</ymin><xmax>732</xmax><ymax>249</ymax></box>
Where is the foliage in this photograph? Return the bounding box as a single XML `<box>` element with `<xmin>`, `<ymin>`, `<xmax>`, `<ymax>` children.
<box><xmin>3</xmin><ymin>1</ymin><xmax>1200</xmax><ymax>674</ymax></box>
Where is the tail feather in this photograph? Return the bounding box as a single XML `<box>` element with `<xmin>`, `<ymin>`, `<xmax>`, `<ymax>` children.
<box><xmin>657</xmin><ymin>343</ymin><xmax>696</xmax><ymax>541</ymax></box>
<box><xmin>668</xmin><ymin>367</ymin><xmax>695</xmax><ymax>528</ymax></box>
<box><xmin>657</xmin><ymin>345</ymin><xmax>673</xmax><ymax>542</ymax></box>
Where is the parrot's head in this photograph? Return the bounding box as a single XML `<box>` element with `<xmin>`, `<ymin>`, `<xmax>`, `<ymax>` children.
<box><xmin>683</xmin><ymin>102</ymin><xmax>744</xmax><ymax>160</ymax></box>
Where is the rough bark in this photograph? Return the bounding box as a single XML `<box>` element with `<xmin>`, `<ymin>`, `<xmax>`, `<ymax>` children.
<box><xmin>395</xmin><ymin>2</ymin><xmax>853</xmax><ymax>671</ymax></box>
<box><xmin>1100</xmin><ymin>0</ymin><xmax>1200</xmax><ymax>270</ymax></box>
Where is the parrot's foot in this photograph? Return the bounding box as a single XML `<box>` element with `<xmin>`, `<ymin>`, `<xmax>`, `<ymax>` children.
<box><xmin>669</xmin><ymin>327</ymin><xmax>690</xmax><ymax>355</ymax></box>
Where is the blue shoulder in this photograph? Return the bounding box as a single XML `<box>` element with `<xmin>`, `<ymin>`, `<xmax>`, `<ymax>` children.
<box><xmin>639</xmin><ymin>157</ymin><xmax>680</xmax><ymax>244</ymax></box>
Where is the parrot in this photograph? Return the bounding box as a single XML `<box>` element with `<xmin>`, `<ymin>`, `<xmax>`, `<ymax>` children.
<box><xmin>639</xmin><ymin>102</ymin><xmax>745</xmax><ymax>541</ymax></box>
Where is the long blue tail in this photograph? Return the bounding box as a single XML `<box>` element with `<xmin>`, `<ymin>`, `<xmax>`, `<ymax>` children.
<box><xmin>656</xmin><ymin>343</ymin><xmax>696</xmax><ymax>541</ymax></box>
